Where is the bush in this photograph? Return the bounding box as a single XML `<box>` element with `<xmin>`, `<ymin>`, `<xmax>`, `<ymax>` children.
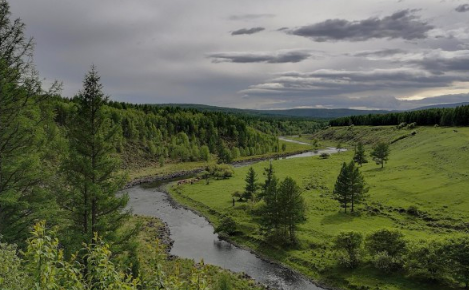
<box><xmin>397</xmin><ymin>122</ymin><xmax>407</xmax><ymax>129</ymax></box>
<box><xmin>366</xmin><ymin>229</ymin><xmax>407</xmax><ymax>271</ymax></box>
<box><xmin>207</xmin><ymin>164</ymin><xmax>234</xmax><ymax>179</ymax></box>
<box><xmin>334</xmin><ymin>231</ymin><xmax>363</xmax><ymax>268</ymax></box>
<box><xmin>407</xmin><ymin>122</ymin><xmax>417</xmax><ymax>129</ymax></box>
<box><xmin>319</xmin><ymin>152</ymin><xmax>330</xmax><ymax>159</ymax></box>
<box><xmin>407</xmin><ymin>205</ymin><xmax>420</xmax><ymax>216</ymax></box>
<box><xmin>215</xmin><ymin>216</ymin><xmax>237</xmax><ymax>236</ymax></box>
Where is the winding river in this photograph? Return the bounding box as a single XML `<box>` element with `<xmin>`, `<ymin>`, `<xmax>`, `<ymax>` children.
<box><xmin>126</xmin><ymin>146</ymin><xmax>343</xmax><ymax>290</ymax></box>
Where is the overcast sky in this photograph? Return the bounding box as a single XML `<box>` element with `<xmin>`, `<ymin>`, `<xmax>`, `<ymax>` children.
<box><xmin>9</xmin><ymin>0</ymin><xmax>469</xmax><ymax>110</ymax></box>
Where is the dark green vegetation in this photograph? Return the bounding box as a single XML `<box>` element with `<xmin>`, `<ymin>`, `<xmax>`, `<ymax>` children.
<box><xmin>330</xmin><ymin>104</ymin><xmax>469</xmax><ymax>126</ymax></box>
<box><xmin>160</xmin><ymin>103</ymin><xmax>392</xmax><ymax>119</ymax></box>
<box><xmin>170</xmin><ymin>126</ymin><xmax>469</xmax><ymax>290</ymax></box>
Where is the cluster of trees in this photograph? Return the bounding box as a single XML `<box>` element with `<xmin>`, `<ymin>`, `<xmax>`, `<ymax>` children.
<box><xmin>329</xmin><ymin>105</ymin><xmax>469</xmax><ymax>127</ymax></box>
<box><xmin>334</xmin><ymin>229</ymin><xmax>469</xmax><ymax>288</ymax></box>
<box><xmin>234</xmin><ymin>164</ymin><xmax>306</xmax><ymax>245</ymax></box>
<box><xmin>332</xmin><ymin>141</ymin><xmax>390</xmax><ymax>213</ymax></box>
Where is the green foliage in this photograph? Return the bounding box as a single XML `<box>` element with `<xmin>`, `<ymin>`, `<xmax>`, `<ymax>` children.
<box><xmin>443</xmin><ymin>236</ymin><xmax>469</xmax><ymax>288</ymax></box>
<box><xmin>366</xmin><ymin>229</ymin><xmax>406</xmax><ymax>271</ymax></box>
<box><xmin>333</xmin><ymin>161</ymin><xmax>368</xmax><ymax>213</ymax></box>
<box><xmin>329</xmin><ymin>104</ymin><xmax>469</xmax><ymax>127</ymax></box>
<box><xmin>0</xmin><ymin>0</ymin><xmax>61</xmax><ymax>243</ymax></box>
<box><xmin>405</xmin><ymin>240</ymin><xmax>447</xmax><ymax>281</ymax></box>
<box><xmin>277</xmin><ymin>177</ymin><xmax>306</xmax><ymax>244</ymax></box>
<box><xmin>371</xmin><ymin>142</ymin><xmax>390</xmax><ymax>168</ymax></box>
<box><xmin>334</xmin><ymin>231</ymin><xmax>363</xmax><ymax>268</ymax></box>
<box><xmin>215</xmin><ymin>216</ymin><xmax>237</xmax><ymax>236</ymax></box>
<box><xmin>319</xmin><ymin>152</ymin><xmax>330</xmax><ymax>159</ymax></box>
<box><xmin>59</xmin><ymin>66</ymin><xmax>131</xmax><ymax>258</ymax></box>
<box><xmin>243</xmin><ymin>167</ymin><xmax>257</xmax><ymax>201</ymax></box>
<box><xmin>353</xmin><ymin>142</ymin><xmax>367</xmax><ymax>166</ymax></box>
<box><xmin>0</xmin><ymin>241</ymin><xmax>29</xmax><ymax>289</ymax></box>
<box><xmin>207</xmin><ymin>164</ymin><xmax>234</xmax><ymax>179</ymax></box>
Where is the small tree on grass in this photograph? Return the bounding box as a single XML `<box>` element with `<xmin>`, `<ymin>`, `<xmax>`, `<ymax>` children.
<box><xmin>333</xmin><ymin>161</ymin><xmax>368</xmax><ymax>213</ymax></box>
<box><xmin>277</xmin><ymin>177</ymin><xmax>305</xmax><ymax>244</ymax></box>
<box><xmin>371</xmin><ymin>142</ymin><xmax>390</xmax><ymax>168</ymax></box>
<box><xmin>334</xmin><ymin>231</ymin><xmax>363</xmax><ymax>268</ymax></box>
<box><xmin>353</xmin><ymin>142</ymin><xmax>368</xmax><ymax>166</ymax></box>
<box><xmin>243</xmin><ymin>167</ymin><xmax>257</xmax><ymax>201</ymax></box>
<box><xmin>444</xmin><ymin>236</ymin><xmax>469</xmax><ymax>288</ymax></box>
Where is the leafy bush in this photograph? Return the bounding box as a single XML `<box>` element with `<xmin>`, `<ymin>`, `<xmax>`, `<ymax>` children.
<box><xmin>372</xmin><ymin>251</ymin><xmax>399</xmax><ymax>273</ymax></box>
<box><xmin>407</xmin><ymin>205</ymin><xmax>420</xmax><ymax>216</ymax></box>
<box><xmin>334</xmin><ymin>231</ymin><xmax>363</xmax><ymax>268</ymax></box>
<box><xmin>319</xmin><ymin>153</ymin><xmax>330</xmax><ymax>159</ymax></box>
<box><xmin>207</xmin><ymin>164</ymin><xmax>234</xmax><ymax>179</ymax></box>
<box><xmin>215</xmin><ymin>216</ymin><xmax>237</xmax><ymax>236</ymax></box>
<box><xmin>366</xmin><ymin>229</ymin><xmax>407</xmax><ymax>271</ymax></box>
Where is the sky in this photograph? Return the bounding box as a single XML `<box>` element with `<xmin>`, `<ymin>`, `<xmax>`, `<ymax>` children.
<box><xmin>9</xmin><ymin>0</ymin><xmax>469</xmax><ymax>110</ymax></box>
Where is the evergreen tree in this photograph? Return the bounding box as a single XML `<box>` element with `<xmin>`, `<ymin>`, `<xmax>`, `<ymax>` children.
<box><xmin>277</xmin><ymin>177</ymin><xmax>305</xmax><ymax>244</ymax></box>
<box><xmin>60</xmin><ymin>66</ymin><xmax>130</xmax><ymax>255</ymax></box>
<box><xmin>0</xmin><ymin>0</ymin><xmax>60</xmax><ymax>243</ymax></box>
<box><xmin>353</xmin><ymin>142</ymin><xmax>368</xmax><ymax>166</ymax></box>
<box><xmin>371</xmin><ymin>142</ymin><xmax>390</xmax><ymax>168</ymax></box>
<box><xmin>259</xmin><ymin>174</ymin><xmax>280</xmax><ymax>235</ymax></box>
<box><xmin>333</xmin><ymin>161</ymin><xmax>368</xmax><ymax>213</ymax></box>
<box><xmin>259</xmin><ymin>161</ymin><xmax>274</xmax><ymax>200</ymax></box>
<box><xmin>243</xmin><ymin>167</ymin><xmax>257</xmax><ymax>201</ymax></box>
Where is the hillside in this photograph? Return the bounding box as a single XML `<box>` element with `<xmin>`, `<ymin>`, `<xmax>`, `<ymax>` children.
<box><xmin>170</xmin><ymin>126</ymin><xmax>469</xmax><ymax>290</ymax></box>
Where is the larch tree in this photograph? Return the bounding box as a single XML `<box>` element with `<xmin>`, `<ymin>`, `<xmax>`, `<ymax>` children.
<box><xmin>243</xmin><ymin>167</ymin><xmax>257</xmax><ymax>201</ymax></box>
<box><xmin>277</xmin><ymin>177</ymin><xmax>305</xmax><ymax>244</ymax></box>
<box><xmin>353</xmin><ymin>142</ymin><xmax>368</xmax><ymax>166</ymax></box>
<box><xmin>333</xmin><ymin>161</ymin><xmax>368</xmax><ymax>213</ymax></box>
<box><xmin>371</xmin><ymin>142</ymin><xmax>390</xmax><ymax>168</ymax></box>
<box><xmin>0</xmin><ymin>0</ymin><xmax>60</xmax><ymax>243</ymax></box>
<box><xmin>60</xmin><ymin>66</ymin><xmax>130</xmax><ymax>254</ymax></box>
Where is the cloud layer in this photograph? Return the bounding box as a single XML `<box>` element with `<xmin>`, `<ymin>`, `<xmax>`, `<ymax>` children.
<box><xmin>288</xmin><ymin>10</ymin><xmax>433</xmax><ymax>42</ymax></box>
<box><xmin>231</xmin><ymin>27</ymin><xmax>265</xmax><ymax>35</ymax></box>
<box><xmin>208</xmin><ymin>50</ymin><xmax>313</xmax><ymax>63</ymax></box>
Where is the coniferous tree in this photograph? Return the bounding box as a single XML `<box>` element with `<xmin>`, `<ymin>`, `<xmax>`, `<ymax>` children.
<box><xmin>277</xmin><ymin>177</ymin><xmax>305</xmax><ymax>244</ymax></box>
<box><xmin>259</xmin><ymin>161</ymin><xmax>274</xmax><ymax>200</ymax></box>
<box><xmin>371</xmin><ymin>142</ymin><xmax>390</xmax><ymax>168</ymax></box>
<box><xmin>60</xmin><ymin>66</ymin><xmax>130</xmax><ymax>254</ymax></box>
<box><xmin>243</xmin><ymin>167</ymin><xmax>257</xmax><ymax>201</ymax></box>
<box><xmin>353</xmin><ymin>142</ymin><xmax>368</xmax><ymax>166</ymax></box>
<box><xmin>0</xmin><ymin>0</ymin><xmax>60</xmax><ymax>243</ymax></box>
<box><xmin>259</xmin><ymin>173</ymin><xmax>280</xmax><ymax>235</ymax></box>
<box><xmin>333</xmin><ymin>161</ymin><xmax>368</xmax><ymax>213</ymax></box>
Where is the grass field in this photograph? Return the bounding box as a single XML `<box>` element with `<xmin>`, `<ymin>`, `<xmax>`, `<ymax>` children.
<box><xmin>168</xmin><ymin>126</ymin><xmax>469</xmax><ymax>290</ymax></box>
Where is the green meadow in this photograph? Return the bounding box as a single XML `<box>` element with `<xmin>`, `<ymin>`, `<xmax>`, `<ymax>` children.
<box><xmin>169</xmin><ymin>126</ymin><xmax>469</xmax><ymax>290</ymax></box>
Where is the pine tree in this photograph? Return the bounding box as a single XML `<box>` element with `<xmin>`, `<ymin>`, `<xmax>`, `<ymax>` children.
<box><xmin>243</xmin><ymin>167</ymin><xmax>257</xmax><ymax>201</ymax></box>
<box><xmin>259</xmin><ymin>161</ymin><xmax>274</xmax><ymax>200</ymax></box>
<box><xmin>353</xmin><ymin>142</ymin><xmax>368</xmax><ymax>166</ymax></box>
<box><xmin>60</xmin><ymin>66</ymin><xmax>130</xmax><ymax>254</ymax></box>
<box><xmin>259</xmin><ymin>172</ymin><xmax>280</xmax><ymax>234</ymax></box>
<box><xmin>0</xmin><ymin>0</ymin><xmax>60</xmax><ymax>243</ymax></box>
<box><xmin>277</xmin><ymin>177</ymin><xmax>305</xmax><ymax>244</ymax></box>
<box><xmin>371</xmin><ymin>142</ymin><xmax>390</xmax><ymax>168</ymax></box>
<box><xmin>333</xmin><ymin>161</ymin><xmax>368</xmax><ymax>213</ymax></box>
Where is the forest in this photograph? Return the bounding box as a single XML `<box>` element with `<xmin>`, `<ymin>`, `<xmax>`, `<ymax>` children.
<box><xmin>329</xmin><ymin>105</ymin><xmax>469</xmax><ymax>127</ymax></box>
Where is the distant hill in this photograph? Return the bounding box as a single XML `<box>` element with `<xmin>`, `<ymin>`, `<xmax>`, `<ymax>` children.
<box><xmin>157</xmin><ymin>104</ymin><xmax>392</xmax><ymax>119</ymax></box>
<box><xmin>411</xmin><ymin>102</ymin><xmax>469</xmax><ymax>111</ymax></box>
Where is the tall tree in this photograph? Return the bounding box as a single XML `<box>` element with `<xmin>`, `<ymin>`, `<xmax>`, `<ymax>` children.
<box><xmin>259</xmin><ymin>172</ymin><xmax>280</xmax><ymax>235</ymax></box>
<box><xmin>353</xmin><ymin>142</ymin><xmax>368</xmax><ymax>166</ymax></box>
<box><xmin>243</xmin><ymin>167</ymin><xmax>257</xmax><ymax>201</ymax></box>
<box><xmin>333</xmin><ymin>161</ymin><xmax>368</xmax><ymax>213</ymax></box>
<box><xmin>258</xmin><ymin>161</ymin><xmax>274</xmax><ymax>200</ymax></box>
<box><xmin>371</xmin><ymin>142</ymin><xmax>390</xmax><ymax>168</ymax></box>
<box><xmin>60</xmin><ymin>66</ymin><xmax>129</xmax><ymax>254</ymax></box>
<box><xmin>0</xmin><ymin>0</ymin><xmax>59</xmax><ymax>243</ymax></box>
<box><xmin>277</xmin><ymin>177</ymin><xmax>305</xmax><ymax>244</ymax></box>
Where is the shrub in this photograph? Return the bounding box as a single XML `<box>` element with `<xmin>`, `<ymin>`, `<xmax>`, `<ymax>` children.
<box><xmin>366</xmin><ymin>229</ymin><xmax>407</xmax><ymax>271</ymax></box>
<box><xmin>207</xmin><ymin>164</ymin><xmax>234</xmax><ymax>179</ymax></box>
<box><xmin>215</xmin><ymin>216</ymin><xmax>237</xmax><ymax>236</ymax></box>
<box><xmin>372</xmin><ymin>251</ymin><xmax>400</xmax><ymax>273</ymax></box>
<box><xmin>334</xmin><ymin>231</ymin><xmax>363</xmax><ymax>268</ymax></box>
<box><xmin>319</xmin><ymin>152</ymin><xmax>330</xmax><ymax>159</ymax></box>
<box><xmin>407</xmin><ymin>205</ymin><xmax>420</xmax><ymax>216</ymax></box>
<box><xmin>407</xmin><ymin>122</ymin><xmax>417</xmax><ymax>129</ymax></box>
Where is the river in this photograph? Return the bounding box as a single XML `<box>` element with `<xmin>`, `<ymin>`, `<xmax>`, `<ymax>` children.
<box><xmin>126</xmin><ymin>147</ymin><xmax>343</xmax><ymax>290</ymax></box>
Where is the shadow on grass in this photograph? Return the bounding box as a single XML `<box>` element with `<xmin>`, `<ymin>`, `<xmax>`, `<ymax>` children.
<box><xmin>321</xmin><ymin>212</ymin><xmax>357</xmax><ymax>225</ymax></box>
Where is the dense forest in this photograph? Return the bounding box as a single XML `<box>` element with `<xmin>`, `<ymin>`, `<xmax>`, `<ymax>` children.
<box><xmin>329</xmin><ymin>105</ymin><xmax>469</xmax><ymax>127</ymax></box>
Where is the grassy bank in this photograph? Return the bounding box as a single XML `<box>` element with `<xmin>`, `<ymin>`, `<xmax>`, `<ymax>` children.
<box><xmin>167</xmin><ymin>126</ymin><xmax>469</xmax><ymax>290</ymax></box>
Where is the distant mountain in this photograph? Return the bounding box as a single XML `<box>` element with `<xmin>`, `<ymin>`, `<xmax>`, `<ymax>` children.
<box><xmin>410</xmin><ymin>102</ymin><xmax>469</xmax><ymax>111</ymax></box>
<box><xmin>157</xmin><ymin>104</ymin><xmax>392</xmax><ymax>119</ymax></box>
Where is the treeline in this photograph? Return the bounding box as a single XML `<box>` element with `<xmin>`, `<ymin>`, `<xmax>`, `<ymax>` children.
<box><xmin>329</xmin><ymin>105</ymin><xmax>469</xmax><ymax>127</ymax></box>
<box><xmin>53</xmin><ymin>99</ymin><xmax>322</xmax><ymax>168</ymax></box>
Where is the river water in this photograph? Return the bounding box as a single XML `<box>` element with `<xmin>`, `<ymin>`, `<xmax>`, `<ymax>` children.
<box><xmin>125</xmin><ymin>147</ymin><xmax>343</xmax><ymax>290</ymax></box>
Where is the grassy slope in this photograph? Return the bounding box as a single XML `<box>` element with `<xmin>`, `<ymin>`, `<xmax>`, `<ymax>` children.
<box><xmin>168</xmin><ymin>126</ymin><xmax>469</xmax><ymax>290</ymax></box>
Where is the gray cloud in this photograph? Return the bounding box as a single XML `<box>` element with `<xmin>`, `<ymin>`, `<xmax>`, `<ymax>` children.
<box><xmin>455</xmin><ymin>4</ymin><xmax>469</xmax><ymax>12</ymax></box>
<box><xmin>231</xmin><ymin>27</ymin><xmax>265</xmax><ymax>35</ymax></box>
<box><xmin>228</xmin><ymin>14</ymin><xmax>275</xmax><ymax>21</ymax></box>
<box><xmin>208</xmin><ymin>50</ymin><xmax>313</xmax><ymax>63</ymax></box>
<box><xmin>353</xmin><ymin>49</ymin><xmax>406</xmax><ymax>57</ymax></box>
<box><xmin>288</xmin><ymin>10</ymin><xmax>433</xmax><ymax>42</ymax></box>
